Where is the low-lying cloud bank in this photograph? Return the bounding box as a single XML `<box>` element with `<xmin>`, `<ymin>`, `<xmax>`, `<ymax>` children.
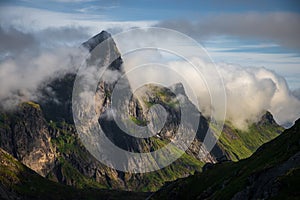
<box><xmin>0</xmin><ymin>25</ymin><xmax>299</xmax><ymax>130</ymax></box>
<box><xmin>217</xmin><ymin>63</ymin><xmax>300</xmax><ymax>128</ymax></box>
<box><xmin>1</xmin><ymin>48</ymin><xmax>299</xmax><ymax>129</ymax></box>
<box><xmin>123</xmin><ymin>51</ymin><xmax>300</xmax><ymax>129</ymax></box>
<box><xmin>0</xmin><ymin>24</ymin><xmax>91</xmax><ymax>109</ymax></box>
<box><xmin>0</xmin><ymin>46</ymin><xmax>87</xmax><ymax>109</ymax></box>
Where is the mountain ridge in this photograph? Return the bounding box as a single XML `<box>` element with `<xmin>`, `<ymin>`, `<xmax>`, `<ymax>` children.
<box><xmin>0</xmin><ymin>30</ymin><xmax>285</xmax><ymax>194</ymax></box>
<box><xmin>151</xmin><ymin>118</ymin><xmax>300</xmax><ymax>199</ymax></box>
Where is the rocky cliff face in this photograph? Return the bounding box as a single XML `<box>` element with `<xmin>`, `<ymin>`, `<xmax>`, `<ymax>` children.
<box><xmin>0</xmin><ymin>30</ymin><xmax>284</xmax><ymax>192</ymax></box>
<box><xmin>0</xmin><ymin>147</ymin><xmax>148</xmax><ymax>200</ymax></box>
<box><xmin>128</xmin><ymin>84</ymin><xmax>218</xmax><ymax>163</ymax></box>
<box><xmin>0</xmin><ymin>102</ymin><xmax>55</xmax><ymax>177</ymax></box>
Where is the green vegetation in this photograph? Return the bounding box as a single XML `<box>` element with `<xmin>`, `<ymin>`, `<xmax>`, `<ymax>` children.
<box><xmin>141</xmin><ymin>85</ymin><xmax>179</xmax><ymax>109</ymax></box>
<box><xmin>48</xmin><ymin>157</ymin><xmax>105</xmax><ymax>189</ymax></box>
<box><xmin>144</xmin><ymin>100</ymin><xmax>155</xmax><ymax>108</ymax></box>
<box><xmin>128</xmin><ymin>160</ymin><xmax>203</xmax><ymax>192</ymax></box>
<box><xmin>50</xmin><ymin>121</ymin><xmax>204</xmax><ymax>192</ymax></box>
<box><xmin>151</xmin><ymin>120</ymin><xmax>300</xmax><ymax>199</ymax></box>
<box><xmin>212</xmin><ymin>121</ymin><xmax>283</xmax><ymax>161</ymax></box>
<box><xmin>0</xmin><ymin>148</ymin><xmax>148</xmax><ymax>200</ymax></box>
<box><xmin>105</xmin><ymin>90</ymin><xmax>111</xmax><ymax>98</ymax></box>
<box><xmin>155</xmin><ymin>89</ymin><xmax>179</xmax><ymax>109</ymax></box>
<box><xmin>20</xmin><ymin>101</ymin><xmax>41</xmax><ymax>110</ymax></box>
<box><xmin>49</xmin><ymin>122</ymin><xmax>105</xmax><ymax>189</ymax></box>
<box><xmin>50</xmin><ymin>122</ymin><xmax>81</xmax><ymax>154</ymax></box>
<box><xmin>130</xmin><ymin>116</ymin><xmax>148</xmax><ymax>126</ymax></box>
<box><xmin>0</xmin><ymin>89</ymin><xmax>285</xmax><ymax>196</ymax></box>
<box><xmin>129</xmin><ymin>137</ymin><xmax>204</xmax><ymax>191</ymax></box>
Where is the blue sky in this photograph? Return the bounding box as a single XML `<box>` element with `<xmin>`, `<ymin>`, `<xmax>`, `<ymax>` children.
<box><xmin>4</xmin><ymin>0</ymin><xmax>300</xmax><ymax>20</ymax></box>
<box><xmin>0</xmin><ymin>0</ymin><xmax>300</xmax><ymax>89</ymax></box>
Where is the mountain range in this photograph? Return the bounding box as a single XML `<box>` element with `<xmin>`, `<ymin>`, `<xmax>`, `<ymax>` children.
<box><xmin>0</xmin><ymin>31</ymin><xmax>298</xmax><ymax>199</ymax></box>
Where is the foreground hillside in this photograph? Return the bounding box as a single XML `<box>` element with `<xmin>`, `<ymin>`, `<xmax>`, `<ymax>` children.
<box><xmin>0</xmin><ymin>101</ymin><xmax>204</xmax><ymax>192</ymax></box>
<box><xmin>0</xmin><ymin>147</ymin><xmax>148</xmax><ymax>200</ymax></box>
<box><xmin>0</xmin><ymin>118</ymin><xmax>297</xmax><ymax>200</ymax></box>
<box><xmin>151</xmin><ymin>119</ymin><xmax>300</xmax><ymax>199</ymax></box>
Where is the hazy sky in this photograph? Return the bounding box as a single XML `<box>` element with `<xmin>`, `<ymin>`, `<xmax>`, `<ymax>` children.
<box><xmin>0</xmin><ymin>0</ymin><xmax>299</xmax><ymax>89</ymax></box>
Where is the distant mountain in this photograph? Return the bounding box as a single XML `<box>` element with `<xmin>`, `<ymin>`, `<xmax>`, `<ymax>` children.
<box><xmin>151</xmin><ymin>118</ymin><xmax>300</xmax><ymax>200</ymax></box>
<box><xmin>214</xmin><ymin>111</ymin><xmax>283</xmax><ymax>161</ymax></box>
<box><xmin>0</xmin><ymin>30</ymin><xmax>284</xmax><ymax>194</ymax></box>
<box><xmin>82</xmin><ymin>30</ymin><xmax>112</xmax><ymax>51</ymax></box>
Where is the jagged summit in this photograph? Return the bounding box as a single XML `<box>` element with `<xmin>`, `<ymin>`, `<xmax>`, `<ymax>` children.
<box><xmin>258</xmin><ymin>111</ymin><xmax>279</xmax><ymax>127</ymax></box>
<box><xmin>82</xmin><ymin>30</ymin><xmax>112</xmax><ymax>51</ymax></box>
<box><xmin>170</xmin><ymin>83</ymin><xmax>186</xmax><ymax>96</ymax></box>
<box><xmin>40</xmin><ymin>30</ymin><xmax>122</xmax><ymax>123</ymax></box>
<box><xmin>82</xmin><ymin>30</ymin><xmax>122</xmax><ymax>71</ymax></box>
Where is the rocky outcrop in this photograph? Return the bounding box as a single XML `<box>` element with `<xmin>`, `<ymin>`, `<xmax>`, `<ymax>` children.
<box><xmin>0</xmin><ymin>147</ymin><xmax>149</xmax><ymax>200</ymax></box>
<box><xmin>130</xmin><ymin>84</ymin><xmax>218</xmax><ymax>162</ymax></box>
<box><xmin>0</xmin><ymin>102</ymin><xmax>55</xmax><ymax>177</ymax></box>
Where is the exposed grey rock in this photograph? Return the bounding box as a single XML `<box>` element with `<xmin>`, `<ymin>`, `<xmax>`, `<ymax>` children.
<box><xmin>0</xmin><ymin>103</ymin><xmax>55</xmax><ymax>177</ymax></box>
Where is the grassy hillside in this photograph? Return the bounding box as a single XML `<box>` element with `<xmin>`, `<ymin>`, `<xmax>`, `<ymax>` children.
<box><xmin>151</xmin><ymin>119</ymin><xmax>300</xmax><ymax>200</ymax></box>
<box><xmin>48</xmin><ymin>121</ymin><xmax>204</xmax><ymax>192</ymax></box>
<box><xmin>140</xmin><ymin>85</ymin><xmax>284</xmax><ymax>162</ymax></box>
<box><xmin>212</xmin><ymin>113</ymin><xmax>284</xmax><ymax>161</ymax></box>
<box><xmin>0</xmin><ymin>100</ymin><xmax>284</xmax><ymax>194</ymax></box>
<box><xmin>0</xmin><ymin>148</ymin><xmax>149</xmax><ymax>200</ymax></box>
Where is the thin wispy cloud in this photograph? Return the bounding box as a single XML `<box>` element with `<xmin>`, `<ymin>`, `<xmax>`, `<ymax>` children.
<box><xmin>76</xmin><ymin>5</ymin><xmax>119</xmax><ymax>13</ymax></box>
<box><xmin>0</xmin><ymin>26</ymin><xmax>37</xmax><ymax>55</ymax></box>
<box><xmin>44</xmin><ymin>0</ymin><xmax>95</xmax><ymax>3</ymax></box>
<box><xmin>157</xmin><ymin>12</ymin><xmax>300</xmax><ymax>50</ymax></box>
<box><xmin>0</xmin><ymin>6</ymin><xmax>156</xmax><ymax>35</ymax></box>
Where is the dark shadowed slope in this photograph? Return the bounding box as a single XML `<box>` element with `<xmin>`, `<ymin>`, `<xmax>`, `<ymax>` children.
<box><xmin>0</xmin><ymin>147</ymin><xmax>149</xmax><ymax>200</ymax></box>
<box><xmin>151</xmin><ymin>119</ymin><xmax>300</xmax><ymax>200</ymax></box>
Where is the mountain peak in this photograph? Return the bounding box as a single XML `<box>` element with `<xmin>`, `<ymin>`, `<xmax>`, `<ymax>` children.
<box><xmin>258</xmin><ymin>111</ymin><xmax>278</xmax><ymax>126</ymax></box>
<box><xmin>170</xmin><ymin>83</ymin><xmax>186</xmax><ymax>96</ymax></box>
<box><xmin>82</xmin><ymin>30</ymin><xmax>112</xmax><ymax>51</ymax></box>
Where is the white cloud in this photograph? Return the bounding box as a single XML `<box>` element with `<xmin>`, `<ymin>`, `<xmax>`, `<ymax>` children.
<box><xmin>49</xmin><ymin>0</ymin><xmax>95</xmax><ymax>2</ymax></box>
<box><xmin>157</xmin><ymin>12</ymin><xmax>300</xmax><ymax>49</ymax></box>
<box><xmin>112</xmin><ymin>28</ymin><xmax>300</xmax><ymax>128</ymax></box>
<box><xmin>0</xmin><ymin>46</ymin><xmax>88</xmax><ymax>109</ymax></box>
<box><xmin>208</xmin><ymin>50</ymin><xmax>300</xmax><ymax>77</ymax></box>
<box><xmin>0</xmin><ymin>6</ymin><xmax>156</xmax><ymax>35</ymax></box>
<box><xmin>0</xmin><ymin>5</ymin><xmax>298</xmax><ymax>129</ymax></box>
<box><xmin>122</xmin><ymin>50</ymin><xmax>300</xmax><ymax>129</ymax></box>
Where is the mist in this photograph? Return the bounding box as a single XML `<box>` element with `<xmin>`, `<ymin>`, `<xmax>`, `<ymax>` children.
<box><xmin>121</xmin><ymin>50</ymin><xmax>300</xmax><ymax>129</ymax></box>
<box><xmin>0</xmin><ymin>26</ymin><xmax>299</xmax><ymax>130</ymax></box>
<box><xmin>0</xmin><ymin>46</ymin><xmax>88</xmax><ymax>109</ymax></box>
